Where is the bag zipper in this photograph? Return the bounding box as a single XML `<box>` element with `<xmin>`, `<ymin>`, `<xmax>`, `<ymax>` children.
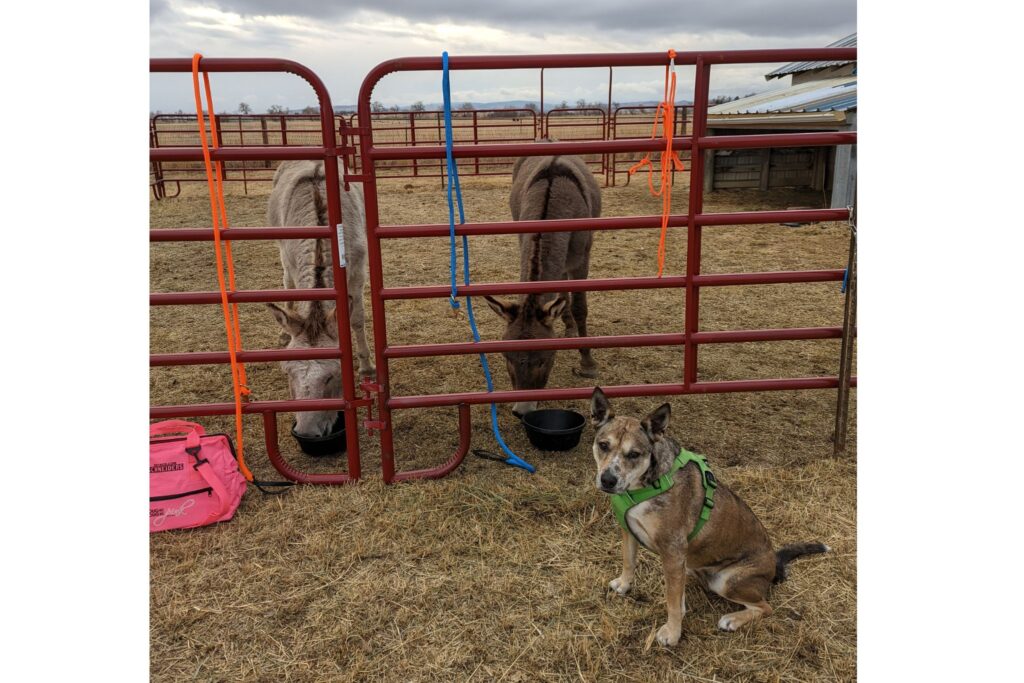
<box><xmin>150</xmin><ymin>487</ymin><xmax>213</xmax><ymax>502</ymax></box>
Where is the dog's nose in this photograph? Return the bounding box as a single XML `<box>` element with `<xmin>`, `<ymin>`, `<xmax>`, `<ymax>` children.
<box><xmin>600</xmin><ymin>471</ymin><xmax>618</xmax><ymax>490</ymax></box>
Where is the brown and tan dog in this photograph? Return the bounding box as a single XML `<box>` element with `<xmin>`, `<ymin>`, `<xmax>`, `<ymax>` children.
<box><xmin>590</xmin><ymin>388</ymin><xmax>828</xmax><ymax>646</ymax></box>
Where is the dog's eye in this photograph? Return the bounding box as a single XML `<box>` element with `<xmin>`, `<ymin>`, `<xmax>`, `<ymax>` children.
<box><xmin>597</xmin><ymin>441</ymin><xmax>610</xmax><ymax>452</ymax></box>
<box><xmin>626</xmin><ymin>450</ymin><xmax>642</xmax><ymax>459</ymax></box>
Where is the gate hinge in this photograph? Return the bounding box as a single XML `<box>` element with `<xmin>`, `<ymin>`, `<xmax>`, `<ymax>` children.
<box><xmin>360</xmin><ymin>379</ymin><xmax>387</xmax><ymax>430</ymax></box>
<box><xmin>360</xmin><ymin>379</ymin><xmax>383</xmax><ymax>395</ymax></box>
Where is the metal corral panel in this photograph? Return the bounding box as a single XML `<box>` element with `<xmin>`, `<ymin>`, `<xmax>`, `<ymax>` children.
<box><xmin>765</xmin><ymin>33</ymin><xmax>857</xmax><ymax>79</ymax></box>
<box><xmin>709</xmin><ymin>77</ymin><xmax>856</xmax><ymax>116</ymax></box>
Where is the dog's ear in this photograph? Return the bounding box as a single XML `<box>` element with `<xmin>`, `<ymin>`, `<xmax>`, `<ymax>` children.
<box><xmin>591</xmin><ymin>387</ymin><xmax>613</xmax><ymax>427</ymax></box>
<box><xmin>641</xmin><ymin>402</ymin><xmax>671</xmax><ymax>440</ymax></box>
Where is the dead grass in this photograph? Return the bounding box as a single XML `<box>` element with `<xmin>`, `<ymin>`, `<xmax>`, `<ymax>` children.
<box><xmin>150</xmin><ymin>172</ymin><xmax>856</xmax><ymax>682</ymax></box>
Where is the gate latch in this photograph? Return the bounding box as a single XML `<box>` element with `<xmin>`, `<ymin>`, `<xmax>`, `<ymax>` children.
<box><xmin>360</xmin><ymin>379</ymin><xmax>387</xmax><ymax>431</ymax></box>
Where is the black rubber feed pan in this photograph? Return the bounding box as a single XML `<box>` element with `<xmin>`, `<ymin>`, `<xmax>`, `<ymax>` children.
<box><xmin>521</xmin><ymin>409</ymin><xmax>586</xmax><ymax>451</ymax></box>
<box><xmin>292</xmin><ymin>412</ymin><xmax>347</xmax><ymax>457</ymax></box>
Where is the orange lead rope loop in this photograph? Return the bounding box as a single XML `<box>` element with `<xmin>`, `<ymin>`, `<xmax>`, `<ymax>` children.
<box><xmin>627</xmin><ymin>49</ymin><xmax>685</xmax><ymax>277</ymax></box>
<box><xmin>191</xmin><ymin>53</ymin><xmax>254</xmax><ymax>481</ymax></box>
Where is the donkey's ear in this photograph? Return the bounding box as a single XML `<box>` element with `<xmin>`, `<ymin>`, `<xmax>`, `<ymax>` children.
<box><xmin>591</xmin><ymin>387</ymin><xmax>613</xmax><ymax>427</ymax></box>
<box><xmin>539</xmin><ymin>297</ymin><xmax>567</xmax><ymax>326</ymax></box>
<box><xmin>484</xmin><ymin>296</ymin><xmax>519</xmax><ymax>322</ymax></box>
<box><xmin>266</xmin><ymin>303</ymin><xmax>303</xmax><ymax>337</ymax></box>
<box><xmin>641</xmin><ymin>403</ymin><xmax>672</xmax><ymax>440</ymax></box>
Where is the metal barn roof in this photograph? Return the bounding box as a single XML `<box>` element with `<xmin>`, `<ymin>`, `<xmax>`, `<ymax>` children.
<box><xmin>765</xmin><ymin>33</ymin><xmax>857</xmax><ymax>80</ymax></box>
<box><xmin>708</xmin><ymin>76</ymin><xmax>856</xmax><ymax>116</ymax></box>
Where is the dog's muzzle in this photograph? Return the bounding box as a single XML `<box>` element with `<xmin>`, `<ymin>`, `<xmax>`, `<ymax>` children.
<box><xmin>598</xmin><ymin>470</ymin><xmax>619</xmax><ymax>493</ymax></box>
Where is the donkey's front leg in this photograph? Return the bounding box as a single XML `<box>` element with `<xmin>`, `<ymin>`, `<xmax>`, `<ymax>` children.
<box><xmin>570</xmin><ymin>289</ymin><xmax>598</xmax><ymax>378</ymax></box>
<box><xmin>346</xmin><ymin>274</ymin><xmax>376</xmax><ymax>380</ymax></box>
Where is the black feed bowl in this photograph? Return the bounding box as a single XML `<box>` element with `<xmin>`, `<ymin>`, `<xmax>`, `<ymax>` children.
<box><xmin>291</xmin><ymin>412</ymin><xmax>347</xmax><ymax>457</ymax></box>
<box><xmin>521</xmin><ymin>409</ymin><xmax>586</xmax><ymax>451</ymax></box>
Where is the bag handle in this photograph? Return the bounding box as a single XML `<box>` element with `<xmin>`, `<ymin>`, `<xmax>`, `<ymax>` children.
<box><xmin>150</xmin><ymin>420</ymin><xmax>206</xmax><ymax>449</ymax></box>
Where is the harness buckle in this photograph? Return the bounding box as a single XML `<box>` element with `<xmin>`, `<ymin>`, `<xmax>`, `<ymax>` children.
<box><xmin>704</xmin><ymin>470</ymin><xmax>718</xmax><ymax>489</ymax></box>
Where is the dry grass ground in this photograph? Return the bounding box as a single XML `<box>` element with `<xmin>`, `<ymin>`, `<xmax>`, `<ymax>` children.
<box><xmin>150</xmin><ymin>170</ymin><xmax>856</xmax><ymax>682</ymax></box>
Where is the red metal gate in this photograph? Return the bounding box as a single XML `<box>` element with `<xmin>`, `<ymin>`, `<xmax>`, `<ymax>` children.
<box><xmin>149</xmin><ymin>48</ymin><xmax>856</xmax><ymax>485</ymax></box>
<box><xmin>356</xmin><ymin>50</ymin><xmax>856</xmax><ymax>482</ymax></box>
<box><xmin>150</xmin><ymin>59</ymin><xmax>363</xmax><ymax>484</ymax></box>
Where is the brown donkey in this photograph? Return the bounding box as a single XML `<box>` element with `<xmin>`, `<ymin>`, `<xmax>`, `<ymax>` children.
<box><xmin>485</xmin><ymin>154</ymin><xmax>601</xmax><ymax>417</ymax></box>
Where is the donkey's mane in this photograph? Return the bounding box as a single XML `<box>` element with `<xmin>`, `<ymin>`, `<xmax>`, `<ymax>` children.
<box><xmin>522</xmin><ymin>156</ymin><xmax>585</xmax><ymax>316</ymax></box>
<box><xmin>299</xmin><ymin>168</ymin><xmax>334</xmax><ymax>340</ymax></box>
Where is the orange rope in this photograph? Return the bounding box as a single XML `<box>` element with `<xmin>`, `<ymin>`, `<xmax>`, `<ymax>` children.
<box><xmin>628</xmin><ymin>49</ymin><xmax>685</xmax><ymax>277</ymax></box>
<box><xmin>191</xmin><ymin>53</ymin><xmax>254</xmax><ymax>481</ymax></box>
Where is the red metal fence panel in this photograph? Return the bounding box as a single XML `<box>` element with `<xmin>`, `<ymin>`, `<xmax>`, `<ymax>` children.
<box><xmin>149</xmin><ymin>58</ymin><xmax>363</xmax><ymax>484</ymax></box>
<box><xmin>150</xmin><ymin>47</ymin><xmax>857</xmax><ymax>484</ymax></box>
<box><xmin>353</xmin><ymin>50</ymin><xmax>856</xmax><ymax>482</ymax></box>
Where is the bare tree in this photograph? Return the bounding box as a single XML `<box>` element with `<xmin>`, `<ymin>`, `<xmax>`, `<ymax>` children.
<box><xmin>300</xmin><ymin>106</ymin><xmax>319</xmax><ymax>115</ymax></box>
<box><xmin>371</xmin><ymin>101</ymin><xmax>386</xmax><ymax>113</ymax></box>
<box><xmin>524</xmin><ymin>102</ymin><xmax>538</xmax><ymax>113</ymax></box>
<box><xmin>266</xmin><ymin>104</ymin><xmax>287</xmax><ymax>114</ymax></box>
<box><xmin>238</xmin><ymin>102</ymin><xmax>252</xmax><ymax>115</ymax></box>
<box><xmin>410</xmin><ymin>101</ymin><xmax>426</xmax><ymax>112</ymax></box>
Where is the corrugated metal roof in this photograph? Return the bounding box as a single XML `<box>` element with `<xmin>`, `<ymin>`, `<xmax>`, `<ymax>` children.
<box><xmin>765</xmin><ymin>33</ymin><xmax>856</xmax><ymax>80</ymax></box>
<box><xmin>708</xmin><ymin>77</ymin><xmax>856</xmax><ymax>115</ymax></box>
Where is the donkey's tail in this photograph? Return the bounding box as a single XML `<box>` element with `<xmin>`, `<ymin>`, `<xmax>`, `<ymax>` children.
<box><xmin>773</xmin><ymin>542</ymin><xmax>829</xmax><ymax>584</ymax></box>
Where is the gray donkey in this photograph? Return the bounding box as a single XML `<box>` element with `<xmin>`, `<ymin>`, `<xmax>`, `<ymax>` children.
<box><xmin>265</xmin><ymin>160</ymin><xmax>374</xmax><ymax>439</ymax></box>
<box><xmin>485</xmin><ymin>154</ymin><xmax>601</xmax><ymax>417</ymax></box>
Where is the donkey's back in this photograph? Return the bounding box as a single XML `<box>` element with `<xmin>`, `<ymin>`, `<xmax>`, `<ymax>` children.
<box><xmin>485</xmin><ymin>154</ymin><xmax>602</xmax><ymax>416</ymax></box>
<box><xmin>267</xmin><ymin>159</ymin><xmax>374</xmax><ymax>379</ymax></box>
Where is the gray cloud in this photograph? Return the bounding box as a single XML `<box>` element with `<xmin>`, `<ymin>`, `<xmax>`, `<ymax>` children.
<box><xmin>150</xmin><ymin>0</ymin><xmax>855</xmax><ymax>113</ymax></box>
<box><xmin>204</xmin><ymin>0</ymin><xmax>854</xmax><ymax>38</ymax></box>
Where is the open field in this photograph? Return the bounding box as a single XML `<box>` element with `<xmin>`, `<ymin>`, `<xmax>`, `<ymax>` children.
<box><xmin>150</xmin><ymin>171</ymin><xmax>856</xmax><ymax>682</ymax></box>
<box><xmin>150</xmin><ymin>113</ymin><xmax>692</xmax><ymax>189</ymax></box>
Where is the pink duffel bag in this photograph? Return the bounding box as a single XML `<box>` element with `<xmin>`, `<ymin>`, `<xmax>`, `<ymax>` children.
<box><xmin>150</xmin><ymin>420</ymin><xmax>247</xmax><ymax>533</ymax></box>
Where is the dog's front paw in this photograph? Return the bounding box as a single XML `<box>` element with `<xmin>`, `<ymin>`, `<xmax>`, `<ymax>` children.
<box><xmin>717</xmin><ymin>613</ymin><xmax>743</xmax><ymax>632</ymax></box>
<box><xmin>655</xmin><ymin>623</ymin><xmax>681</xmax><ymax>647</ymax></box>
<box><xmin>609</xmin><ymin>576</ymin><xmax>632</xmax><ymax>595</ymax></box>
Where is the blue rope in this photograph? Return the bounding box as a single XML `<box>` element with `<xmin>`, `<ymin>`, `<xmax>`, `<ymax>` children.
<box><xmin>841</xmin><ymin>268</ymin><xmax>849</xmax><ymax>293</ymax></box>
<box><xmin>442</xmin><ymin>52</ymin><xmax>534</xmax><ymax>474</ymax></box>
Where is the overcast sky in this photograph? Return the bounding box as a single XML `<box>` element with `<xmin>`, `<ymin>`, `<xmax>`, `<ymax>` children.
<box><xmin>150</xmin><ymin>0</ymin><xmax>855</xmax><ymax>113</ymax></box>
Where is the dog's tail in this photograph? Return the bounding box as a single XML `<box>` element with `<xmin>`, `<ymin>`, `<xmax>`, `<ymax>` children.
<box><xmin>773</xmin><ymin>542</ymin><xmax>829</xmax><ymax>584</ymax></box>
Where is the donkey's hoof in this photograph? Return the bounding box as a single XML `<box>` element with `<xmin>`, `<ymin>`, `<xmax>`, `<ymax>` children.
<box><xmin>573</xmin><ymin>365</ymin><xmax>600</xmax><ymax>379</ymax></box>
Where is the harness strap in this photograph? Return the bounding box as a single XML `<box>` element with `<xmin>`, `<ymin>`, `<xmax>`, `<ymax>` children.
<box><xmin>610</xmin><ymin>449</ymin><xmax>717</xmax><ymax>545</ymax></box>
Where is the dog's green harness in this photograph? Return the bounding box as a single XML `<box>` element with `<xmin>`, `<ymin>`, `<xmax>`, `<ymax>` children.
<box><xmin>610</xmin><ymin>449</ymin><xmax>718</xmax><ymax>544</ymax></box>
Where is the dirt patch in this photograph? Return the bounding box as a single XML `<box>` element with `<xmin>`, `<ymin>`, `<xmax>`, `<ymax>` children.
<box><xmin>150</xmin><ymin>172</ymin><xmax>856</xmax><ymax>681</ymax></box>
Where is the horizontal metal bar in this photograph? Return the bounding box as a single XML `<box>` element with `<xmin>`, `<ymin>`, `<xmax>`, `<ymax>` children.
<box><xmin>150</xmin><ymin>226</ymin><xmax>332</xmax><ymax>242</ymax></box>
<box><xmin>150</xmin><ymin>146</ymin><xmax>327</xmax><ymax>162</ymax></box>
<box><xmin>369</xmin><ymin>137</ymin><xmax>688</xmax><ymax>161</ymax></box>
<box><xmin>383</xmin><ymin>326</ymin><xmax>845</xmax><ymax>359</ymax></box>
<box><xmin>377</xmin><ymin>214</ymin><xmax>687</xmax><ymax>238</ymax></box>
<box><xmin>387</xmin><ymin>376</ymin><xmax>857</xmax><ymax>409</ymax></box>
<box><xmin>380</xmin><ymin>270</ymin><xmax>842</xmax><ymax>301</ymax></box>
<box><xmin>692</xmin><ymin>270</ymin><xmax>843</xmax><ymax>286</ymax></box>
<box><xmin>381</xmin><ymin>275</ymin><xmax>688</xmax><ymax>300</ymax></box>
<box><xmin>366</xmin><ymin>131</ymin><xmax>854</xmax><ymax>162</ymax></box>
<box><xmin>698</xmin><ymin>208</ymin><xmax>850</xmax><ymax>226</ymax></box>
<box><xmin>150</xmin><ymin>397</ymin><xmax>349</xmax><ymax>418</ymax></box>
<box><xmin>700</xmin><ymin>131</ymin><xmax>856</xmax><ymax>150</ymax></box>
<box><xmin>385</xmin><ymin>333</ymin><xmax>687</xmax><ymax>359</ymax></box>
<box><xmin>691</xmin><ymin>327</ymin><xmax>844</xmax><ymax>344</ymax></box>
<box><xmin>151</xmin><ymin>347</ymin><xmax>344</xmax><ymax>367</ymax></box>
<box><xmin>375</xmin><ymin>208</ymin><xmax>850</xmax><ymax>239</ymax></box>
<box><xmin>151</xmin><ymin>288</ymin><xmax>337</xmax><ymax>306</ymax></box>
<box><xmin>366</xmin><ymin>50</ymin><xmax>856</xmax><ymax>77</ymax></box>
